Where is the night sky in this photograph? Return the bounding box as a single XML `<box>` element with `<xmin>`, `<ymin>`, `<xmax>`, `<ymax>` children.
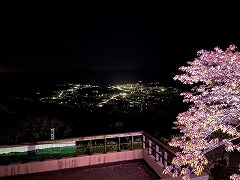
<box><xmin>1</xmin><ymin>1</ymin><xmax>240</xmax><ymax>78</ymax></box>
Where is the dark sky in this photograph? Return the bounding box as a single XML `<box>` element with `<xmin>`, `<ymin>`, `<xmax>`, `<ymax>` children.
<box><xmin>0</xmin><ymin>1</ymin><xmax>240</xmax><ymax>76</ymax></box>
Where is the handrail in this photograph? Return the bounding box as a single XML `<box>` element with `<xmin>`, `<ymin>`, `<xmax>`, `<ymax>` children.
<box><xmin>142</xmin><ymin>131</ymin><xmax>176</xmax><ymax>156</ymax></box>
<box><xmin>0</xmin><ymin>131</ymin><xmax>144</xmax><ymax>147</ymax></box>
<box><xmin>0</xmin><ymin>130</ymin><xmax>176</xmax><ymax>169</ymax></box>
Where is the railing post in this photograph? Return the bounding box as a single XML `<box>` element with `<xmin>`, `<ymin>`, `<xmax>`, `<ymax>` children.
<box><xmin>142</xmin><ymin>135</ymin><xmax>146</xmax><ymax>149</ymax></box>
<box><xmin>164</xmin><ymin>151</ymin><xmax>167</xmax><ymax>167</ymax></box>
<box><xmin>118</xmin><ymin>137</ymin><xmax>121</xmax><ymax>152</ymax></box>
<box><xmin>104</xmin><ymin>138</ymin><xmax>107</xmax><ymax>153</ymax></box>
<box><xmin>131</xmin><ymin>136</ymin><xmax>134</xmax><ymax>150</ymax></box>
<box><xmin>89</xmin><ymin>140</ymin><xmax>92</xmax><ymax>155</ymax></box>
<box><xmin>155</xmin><ymin>145</ymin><xmax>159</xmax><ymax>161</ymax></box>
<box><xmin>148</xmin><ymin>140</ymin><xmax>152</xmax><ymax>155</ymax></box>
<box><xmin>160</xmin><ymin>150</ymin><xmax>162</xmax><ymax>163</ymax></box>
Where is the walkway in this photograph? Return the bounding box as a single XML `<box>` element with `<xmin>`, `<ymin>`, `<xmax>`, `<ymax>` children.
<box><xmin>3</xmin><ymin>160</ymin><xmax>161</xmax><ymax>180</ymax></box>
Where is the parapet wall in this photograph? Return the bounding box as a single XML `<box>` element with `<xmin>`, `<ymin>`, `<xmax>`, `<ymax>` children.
<box><xmin>0</xmin><ymin>149</ymin><xmax>143</xmax><ymax>177</ymax></box>
<box><xmin>0</xmin><ymin>149</ymin><xmax>208</xmax><ymax>179</ymax></box>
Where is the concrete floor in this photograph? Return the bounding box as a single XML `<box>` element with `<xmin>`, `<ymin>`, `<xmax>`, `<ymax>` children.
<box><xmin>3</xmin><ymin>160</ymin><xmax>161</xmax><ymax>180</ymax></box>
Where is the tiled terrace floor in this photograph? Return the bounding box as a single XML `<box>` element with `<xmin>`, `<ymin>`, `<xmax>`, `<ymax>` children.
<box><xmin>3</xmin><ymin>160</ymin><xmax>161</xmax><ymax>180</ymax></box>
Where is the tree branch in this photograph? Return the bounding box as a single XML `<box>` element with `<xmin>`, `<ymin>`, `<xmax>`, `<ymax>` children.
<box><xmin>203</xmin><ymin>136</ymin><xmax>240</xmax><ymax>154</ymax></box>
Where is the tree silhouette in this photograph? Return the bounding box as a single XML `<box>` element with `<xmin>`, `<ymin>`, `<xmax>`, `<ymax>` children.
<box><xmin>2</xmin><ymin>115</ymin><xmax>73</xmax><ymax>143</ymax></box>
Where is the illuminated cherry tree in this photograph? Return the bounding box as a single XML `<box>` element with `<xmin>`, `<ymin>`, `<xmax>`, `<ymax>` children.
<box><xmin>163</xmin><ymin>45</ymin><xmax>240</xmax><ymax>180</ymax></box>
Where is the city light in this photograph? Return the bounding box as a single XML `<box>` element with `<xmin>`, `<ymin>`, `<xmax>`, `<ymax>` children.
<box><xmin>38</xmin><ymin>82</ymin><xmax>181</xmax><ymax>113</ymax></box>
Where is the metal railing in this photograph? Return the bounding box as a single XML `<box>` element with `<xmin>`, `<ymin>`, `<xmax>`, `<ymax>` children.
<box><xmin>0</xmin><ymin>131</ymin><xmax>210</xmax><ymax>179</ymax></box>
<box><xmin>0</xmin><ymin>131</ymin><xmax>176</xmax><ymax>168</ymax></box>
<box><xmin>74</xmin><ymin>131</ymin><xmax>143</xmax><ymax>155</ymax></box>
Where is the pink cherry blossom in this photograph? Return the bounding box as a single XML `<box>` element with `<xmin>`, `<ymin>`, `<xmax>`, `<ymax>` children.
<box><xmin>167</xmin><ymin>45</ymin><xmax>240</xmax><ymax>179</ymax></box>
